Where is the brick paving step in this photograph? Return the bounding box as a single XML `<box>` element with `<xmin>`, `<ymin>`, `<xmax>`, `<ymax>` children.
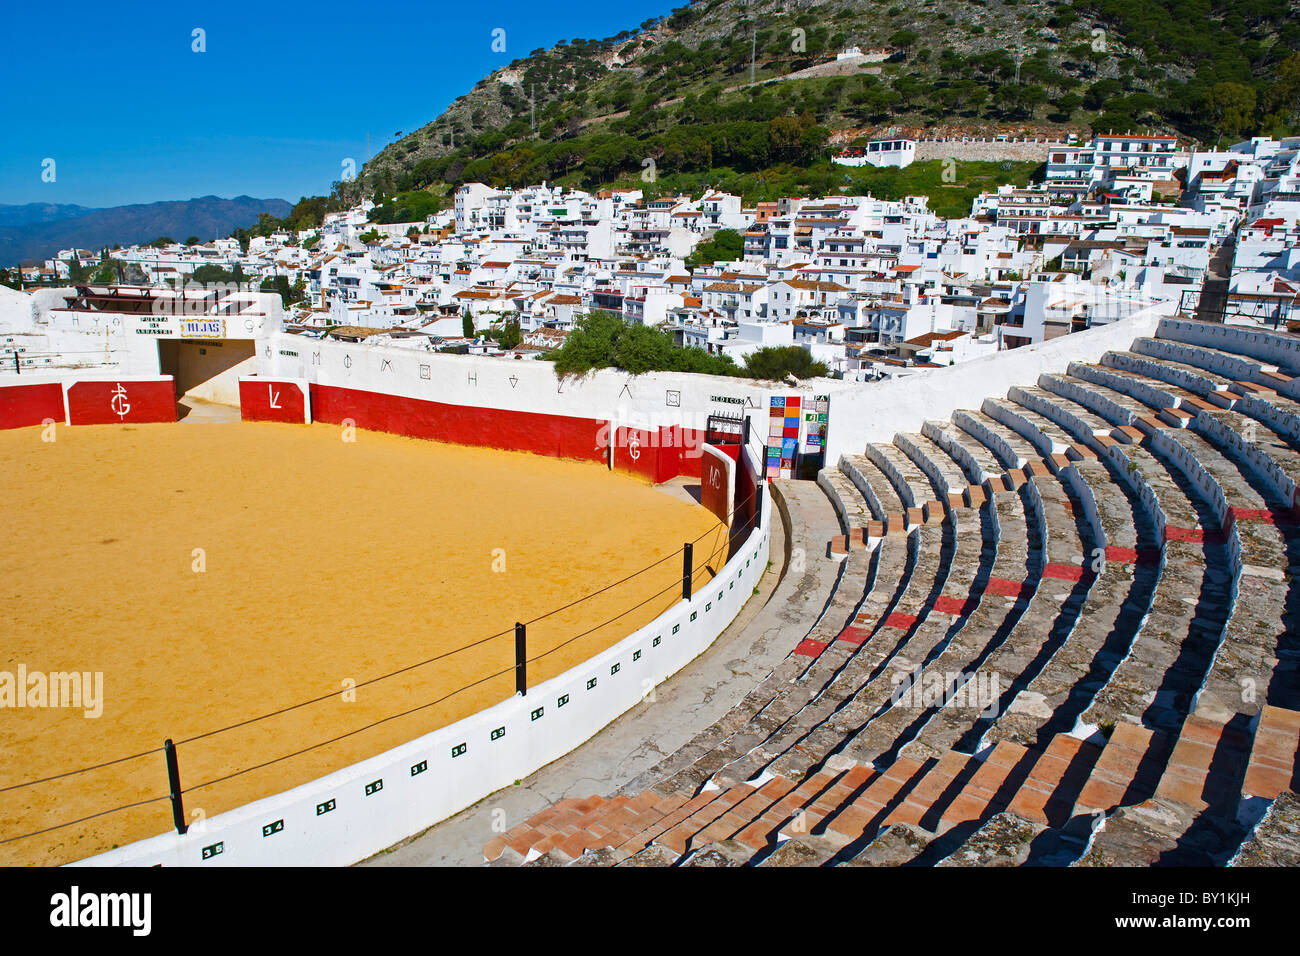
<box><xmin>1074</xmin><ymin>721</ymin><xmax>1169</xmax><ymax>815</ymax></box>
<box><xmin>1006</xmin><ymin>734</ymin><xmax>1104</xmax><ymax>827</ymax></box>
<box><xmin>939</xmin><ymin>741</ymin><xmax>1034</xmax><ymax>829</ymax></box>
<box><xmin>1243</xmin><ymin>705</ymin><xmax>1300</xmax><ymax>800</ymax></box>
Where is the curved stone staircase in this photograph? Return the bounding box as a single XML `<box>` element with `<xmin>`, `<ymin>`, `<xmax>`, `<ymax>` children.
<box><xmin>484</xmin><ymin>317</ymin><xmax>1300</xmax><ymax>867</ymax></box>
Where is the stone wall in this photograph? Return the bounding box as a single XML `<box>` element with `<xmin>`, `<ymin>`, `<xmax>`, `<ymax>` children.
<box><xmin>914</xmin><ymin>139</ymin><xmax>1062</xmax><ymax>164</ymax></box>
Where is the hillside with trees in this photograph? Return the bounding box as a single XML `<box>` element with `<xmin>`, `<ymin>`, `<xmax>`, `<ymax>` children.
<box><xmin>334</xmin><ymin>0</ymin><xmax>1296</xmax><ymax>210</ymax></box>
<box><xmin>173</xmin><ymin>0</ymin><xmax>1297</xmax><ymax>249</ymax></box>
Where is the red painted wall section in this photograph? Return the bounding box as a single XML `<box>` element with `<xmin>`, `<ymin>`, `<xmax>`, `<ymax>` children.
<box><xmin>0</xmin><ymin>382</ymin><xmax>64</xmax><ymax>430</ymax></box>
<box><xmin>310</xmin><ymin>384</ymin><xmax>608</xmax><ymax>464</ymax></box>
<box><xmin>66</xmin><ymin>379</ymin><xmax>175</xmax><ymax>425</ymax></box>
<box><xmin>240</xmin><ymin>378</ymin><xmax>309</xmax><ymax>424</ymax></box>
<box><xmin>733</xmin><ymin>446</ymin><xmax>760</xmax><ymax>537</ymax></box>
<box><xmin>612</xmin><ymin>426</ymin><xmax>659</xmax><ymax>482</ymax></box>
<box><xmin>701</xmin><ymin>444</ymin><xmax>735</xmax><ymax>526</ymax></box>
<box><xmin>301</xmin><ymin>384</ymin><xmax>716</xmax><ymax>483</ymax></box>
<box><xmin>653</xmin><ymin>426</ymin><xmax>708</xmax><ymax>483</ymax></box>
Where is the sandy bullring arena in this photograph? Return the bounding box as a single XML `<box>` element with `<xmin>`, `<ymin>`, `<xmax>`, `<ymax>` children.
<box><xmin>0</xmin><ymin>419</ymin><xmax>726</xmax><ymax>866</ymax></box>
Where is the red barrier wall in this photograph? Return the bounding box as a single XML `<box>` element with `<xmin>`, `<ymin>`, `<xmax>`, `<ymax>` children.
<box><xmin>0</xmin><ymin>382</ymin><xmax>64</xmax><ymax>430</ymax></box>
<box><xmin>311</xmin><ymin>384</ymin><xmax>607</xmax><ymax>465</ymax></box>
<box><xmin>240</xmin><ymin>378</ymin><xmax>309</xmax><ymax>424</ymax></box>
<box><xmin>653</xmin><ymin>426</ymin><xmax>708</xmax><ymax>484</ymax></box>
<box><xmin>612</xmin><ymin>426</ymin><xmax>659</xmax><ymax>482</ymax></box>
<box><xmin>701</xmin><ymin>444</ymin><xmax>735</xmax><ymax>526</ymax></box>
<box><xmin>734</xmin><ymin>446</ymin><xmax>760</xmax><ymax>537</ymax></box>
<box><xmin>66</xmin><ymin>379</ymin><xmax>175</xmax><ymax>425</ymax></box>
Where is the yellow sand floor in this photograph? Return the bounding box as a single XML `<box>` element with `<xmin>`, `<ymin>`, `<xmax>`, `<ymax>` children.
<box><xmin>0</xmin><ymin>420</ymin><xmax>727</xmax><ymax>865</ymax></box>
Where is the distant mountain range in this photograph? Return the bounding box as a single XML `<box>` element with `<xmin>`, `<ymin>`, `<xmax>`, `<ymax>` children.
<box><xmin>0</xmin><ymin>195</ymin><xmax>292</xmax><ymax>267</ymax></box>
<box><xmin>0</xmin><ymin>203</ymin><xmax>101</xmax><ymax>229</ymax></box>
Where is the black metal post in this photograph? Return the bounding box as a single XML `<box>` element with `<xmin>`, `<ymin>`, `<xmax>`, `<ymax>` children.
<box><xmin>754</xmin><ymin>482</ymin><xmax>764</xmax><ymax>531</ymax></box>
<box><xmin>682</xmin><ymin>543</ymin><xmax>693</xmax><ymax>600</ymax></box>
<box><xmin>515</xmin><ymin>622</ymin><xmax>527</xmax><ymax>696</ymax></box>
<box><xmin>164</xmin><ymin>738</ymin><xmax>188</xmax><ymax>835</ymax></box>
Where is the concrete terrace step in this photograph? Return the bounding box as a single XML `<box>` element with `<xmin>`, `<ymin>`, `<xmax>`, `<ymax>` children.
<box><xmin>986</xmin><ymin>455</ymin><xmax>1158</xmax><ymax>750</ymax></box>
<box><xmin>906</xmin><ymin>412</ymin><xmax>1095</xmax><ymax>760</ymax></box>
<box><xmin>846</xmin><ymin>490</ymin><xmax>1036</xmax><ymax>767</ymax></box>
<box><xmin>1077</xmin><ymin>360</ymin><xmax>1299</xmax><ymax>719</ymax></box>
<box><xmin>1230</xmin><ymin>790</ymin><xmax>1300</xmax><ymax>866</ymax></box>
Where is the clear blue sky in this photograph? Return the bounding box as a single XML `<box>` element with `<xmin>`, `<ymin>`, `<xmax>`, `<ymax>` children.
<box><xmin>0</xmin><ymin>0</ymin><xmax>669</xmax><ymax>208</ymax></box>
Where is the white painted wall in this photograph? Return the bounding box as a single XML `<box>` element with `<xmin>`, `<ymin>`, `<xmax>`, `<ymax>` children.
<box><xmin>261</xmin><ymin>331</ymin><xmax>786</xmax><ymax>436</ymax></box>
<box><xmin>822</xmin><ymin>306</ymin><xmax>1170</xmax><ymax>459</ymax></box>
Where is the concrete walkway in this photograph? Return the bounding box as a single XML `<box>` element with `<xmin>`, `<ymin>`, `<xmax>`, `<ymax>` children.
<box><xmin>176</xmin><ymin>396</ymin><xmax>240</xmax><ymax>423</ymax></box>
<box><xmin>361</xmin><ymin>478</ymin><xmax>845</xmax><ymax>866</ymax></box>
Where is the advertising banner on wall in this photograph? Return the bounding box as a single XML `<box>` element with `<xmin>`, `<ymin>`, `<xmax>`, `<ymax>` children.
<box><xmin>800</xmin><ymin>394</ymin><xmax>830</xmax><ymax>477</ymax></box>
<box><xmin>766</xmin><ymin>394</ymin><xmax>802</xmax><ymax>479</ymax></box>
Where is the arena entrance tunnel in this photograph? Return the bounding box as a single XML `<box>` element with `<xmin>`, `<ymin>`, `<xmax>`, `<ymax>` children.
<box><xmin>156</xmin><ymin>338</ymin><xmax>256</xmax><ymax>416</ymax></box>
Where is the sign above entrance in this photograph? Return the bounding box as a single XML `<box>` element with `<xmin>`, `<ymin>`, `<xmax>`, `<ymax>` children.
<box><xmin>179</xmin><ymin>318</ymin><xmax>225</xmax><ymax>338</ymax></box>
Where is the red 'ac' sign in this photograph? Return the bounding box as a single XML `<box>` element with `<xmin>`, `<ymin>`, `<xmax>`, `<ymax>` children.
<box><xmin>701</xmin><ymin>444</ymin><xmax>735</xmax><ymax>527</ymax></box>
<box><xmin>66</xmin><ymin>379</ymin><xmax>175</xmax><ymax>425</ymax></box>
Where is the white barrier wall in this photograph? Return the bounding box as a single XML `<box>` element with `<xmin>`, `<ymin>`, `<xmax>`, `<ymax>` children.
<box><xmin>75</xmin><ymin>483</ymin><xmax>772</xmax><ymax>867</ymax></box>
<box><xmin>823</xmin><ymin>309</ymin><xmax>1171</xmax><ymax>461</ymax></box>
<box><xmin>262</xmin><ymin>330</ymin><xmax>780</xmax><ymax>436</ymax></box>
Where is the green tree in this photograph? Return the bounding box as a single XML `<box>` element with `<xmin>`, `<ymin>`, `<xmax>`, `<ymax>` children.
<box><xmin>550</xmin><ymin>310</ymin><xmax>738</xmax><ymax>377</ymax></box>
<box><xmin>1261</xmin><ymin>53</ymin><xmax>1300</xmax><ymax>130</ymax></box>
<box><xmin>686</xmin><ymin>228</ymin><xmax>744</xmax><ymax>268</ymax></box>
<box><xmin>91</xmin><ymin>261</ymin><xmax>117</xmax><ymax>286</ymax></box>
<box><xmin>1207</xmin><ymin>81</ymin><xmax>1257</xmax><ymax>139</ymax></box>
<box><xmin>743</xmin><ymin>346</ymin><xmax>828</xmax><ymax>381</ymax></box>
<box><xmin>260</xmin><ymin>276</ymin><xmax>296</xmax><ymax>308</ymax></box>
<box><xmin>492</xmin><ymin>319</ymin><xmax>522</xmax><ymax>349</ymax></box>
<box><xmin>67</xmin><ymin>257</ymin><xmax>94</xmax><ymax>283</ymax></box>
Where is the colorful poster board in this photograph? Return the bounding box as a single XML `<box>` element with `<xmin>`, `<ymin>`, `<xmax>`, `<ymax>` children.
<box><xmin>802</xmin><ymin>394</ymin><xmax>830</xmax><ymax>468</ymax></box>
<box><xmin>766</xmin><ymin>395</ymin><xmax>801</xmax><ymax>479</ymax></box>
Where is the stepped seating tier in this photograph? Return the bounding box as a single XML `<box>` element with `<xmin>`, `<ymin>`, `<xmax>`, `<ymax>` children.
<box><xmin>483</xmin><ymin>318</ymin><xmax>1300</xmax><ymax>869</ymax></box>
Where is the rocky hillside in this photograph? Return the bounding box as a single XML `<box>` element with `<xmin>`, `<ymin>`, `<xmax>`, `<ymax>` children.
<box><xmin>344</xmin><ymin>0</ymin><xmax>1298</xmax><ymax>204</ymax></box>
